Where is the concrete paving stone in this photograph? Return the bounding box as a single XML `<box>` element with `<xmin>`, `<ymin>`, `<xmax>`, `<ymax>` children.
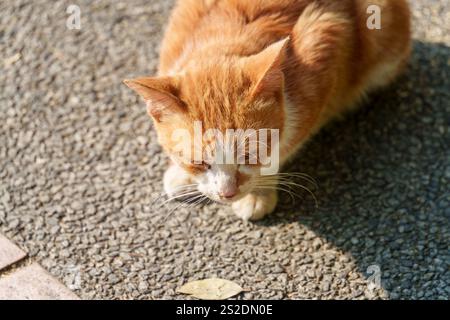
<box><xmin>0</xmin><ymin>233</ymin><xmax>27</xmax><ymax>271</ymax></box>
<box><xmin>0</xmin><ymin>263</ymin><xmax>79</xmax><ymax>300</ymax></box>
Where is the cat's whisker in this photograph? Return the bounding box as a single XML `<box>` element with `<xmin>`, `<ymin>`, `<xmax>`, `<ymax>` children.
<box><xmin>169</xmin><ymin>184</ymin><xmax>199</xmax><ymax>193</ymax></box>
<box><xmin>258</xmin><ymin>172</ymin><xmax>313</xmax><ymax>180</ymax></box>
<box><xmin>163</xmin><ymin>194</ymin><xmax>206</xmax><ymax>221</ymax></box>
<box><xmin>145</xmin><ymin>183</ymin><xmax>199</xmax><ymax>207</ymax></box>
<box><xmin>187</xmin><ymin>195</ymin><xmax>208</xmax><ymax>208</ymax></box>
<box><xmin>255</xmin><ymin>173</ymin><xmax>318</xmax><ymax>189</ymax></box>
<box><xmin>164</xmin><ymin>196</ymin><xmax>201</xmax><ymax>219</ymax></box>
<box><xmin>276</xmin><ymin>172</ymin><xmax>318</xmax><ymax>188</ymax></box>
<box><xmin>251</xmin><ymin>177</ymin><xmax>319</xmax><ymax>207</ymax></box>
<box><xmin>251</xmin><ymin>184</ymin><xmax>297</xmax><ymax>203</ymax></box>
<box><xmin>150</xmin><ymin>192</ymin><xmax>166</xmax><ymax>207</ymax></box>
<box><xmin>251</xmin><ymin>180</ymin><xmax>296</xmax><ymax>196</ymax></box>
<box><xmin>277</xmin><ymin>181</ymin><xmax>319</xmax><ymax>208</ymax></box>
<box><xmin>160</xmin><ymin>190</ymin><xmax>202</xmax><ymax>206</ymax></box>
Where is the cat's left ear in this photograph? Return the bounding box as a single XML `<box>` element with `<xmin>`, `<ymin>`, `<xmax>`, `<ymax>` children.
<box><xmin>244</xmin><ymin>37</ymin><xmax>290</xmax><ymax>99</ymax></box>
<box><xmin>123</xmin><ymin>76</ymin><xmax>184</xmax><ymax>123</ymax></box>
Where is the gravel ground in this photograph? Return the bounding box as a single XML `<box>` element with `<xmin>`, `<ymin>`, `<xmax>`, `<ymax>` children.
<box><xmin>0</xmin><ymin>0</ymin><xmax>449</xmax><ymax>300</ymax></box>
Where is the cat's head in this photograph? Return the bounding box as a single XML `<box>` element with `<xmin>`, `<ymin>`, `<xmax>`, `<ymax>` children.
<box><xmin>125</xmin><ymin>39</ymin><xmax>289</xmax><ymax>203</ymax></box>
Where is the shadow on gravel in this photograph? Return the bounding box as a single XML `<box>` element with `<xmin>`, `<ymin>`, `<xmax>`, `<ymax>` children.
<box><xmin>261</xmin><ymin>41</ymin><xmax>450</xmax><ymax>299</ymax></box>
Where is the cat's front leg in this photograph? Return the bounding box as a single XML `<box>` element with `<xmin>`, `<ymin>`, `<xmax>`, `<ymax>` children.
<box><xmin>232</xmin><ymin>190</ymin><xmax>278</xmax><ymax>221</ymax></box>
<box><xmin>163</xmin><ymin>164</ymin><xmax>194</xmax><ymax>197</ymax></box>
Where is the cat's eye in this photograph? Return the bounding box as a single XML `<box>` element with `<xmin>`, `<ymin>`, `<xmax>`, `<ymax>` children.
<box><xmin>190</xmin><ymin>161</ymin><xmax>211</xmax><ymax>171</ymax></box>
<box><xmin>203</xmin><ymin>162</ymin><xmax>212</xmax><ymax>170</ymax></box>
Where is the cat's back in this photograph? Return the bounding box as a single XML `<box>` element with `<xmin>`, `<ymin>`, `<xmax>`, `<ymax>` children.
<box><xmin>158</xmin><ymin>0</ymin><xmax>310</xmax><ymax>74</ymax></box>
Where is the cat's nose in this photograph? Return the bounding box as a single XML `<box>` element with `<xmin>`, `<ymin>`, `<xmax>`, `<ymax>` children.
<box><xmin>219</xmin><ymin>186</ymin><xmax>238</xmax><ymax>199</ymax></box>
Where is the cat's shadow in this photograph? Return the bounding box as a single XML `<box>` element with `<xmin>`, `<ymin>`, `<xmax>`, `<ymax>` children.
<box><xmin>258</xmin><ymin>41</ymin><xmax>450</xmax><ymax>299</ymax></box>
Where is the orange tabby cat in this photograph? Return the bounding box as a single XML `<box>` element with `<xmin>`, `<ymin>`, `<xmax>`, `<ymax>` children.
<box><xmin>125</xmin><ymin>0</ymin><xmax>411</xmax><ymax>221</ymax></box>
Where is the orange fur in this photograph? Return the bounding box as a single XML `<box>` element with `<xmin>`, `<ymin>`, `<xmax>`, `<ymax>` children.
<box><xmin>124</xmin><ymin>0</ymin><xmax>411</xmax><ymax>219</ymax></box>
<box><xmin>126</xmin><ymin>0</ymin><xmax>410</xmax><ymax>162</ymax></box>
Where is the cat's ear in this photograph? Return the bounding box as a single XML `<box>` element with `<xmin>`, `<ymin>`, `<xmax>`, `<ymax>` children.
<box><xmin>123</xmin><ymin>77</ymin><xmax>184</xmax><ymax>123</ymax></box>
<box><xmin>244</xmin><ymin>37</ymin><xmax>290</xmax><ymax>99</ymax></box>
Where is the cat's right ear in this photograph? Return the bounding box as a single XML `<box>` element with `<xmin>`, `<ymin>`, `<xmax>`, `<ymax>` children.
<box><xmin>243</xmin><ymin>37</ymin><xmax>290</xmax><ymax>100</ymax></box>
<box><xmin>123</xmin><ymin>77</ymin><xmax>184</xmax><ymax>123</ymax></box>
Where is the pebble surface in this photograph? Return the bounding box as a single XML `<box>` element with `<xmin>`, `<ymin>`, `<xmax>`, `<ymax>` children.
<box><xmin>0</xmin><ymin>1</ymin><xmax>449</xmax><ymax>299</ymax></box>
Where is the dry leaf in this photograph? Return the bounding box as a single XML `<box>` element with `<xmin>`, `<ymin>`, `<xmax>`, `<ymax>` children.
<box><xmin>177</xmin><ymin>278</ymin><xmax>243</xmax><ymax>300</ymax></box>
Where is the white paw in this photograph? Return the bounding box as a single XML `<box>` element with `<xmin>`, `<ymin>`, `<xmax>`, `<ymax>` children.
<box><xmin>232</xmin><ymin>191</ymin><xmax>278</xmax><ymax>221</ymax></box>
<box><xmin>163</xmin><ymin>164</ymin><xmax>194</xmax><ymax>197</ymax></box>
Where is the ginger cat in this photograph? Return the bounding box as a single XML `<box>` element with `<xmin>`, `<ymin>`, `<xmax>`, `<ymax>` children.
<box><xmin>125</xmin><ymin>0</ymin><xmax>411</xmax><ymax>221</ymax></box>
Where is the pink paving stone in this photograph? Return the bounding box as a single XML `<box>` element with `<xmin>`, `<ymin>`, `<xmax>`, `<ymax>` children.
<box><xmin>0</xmin><ymin>263</ymin><xmax>79</xmax><ymax>300</ymax></box>
<box><xmin>0</xmin><ymin>233</ymin><xmax>27</xmax><ymax>270</ymax></box>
